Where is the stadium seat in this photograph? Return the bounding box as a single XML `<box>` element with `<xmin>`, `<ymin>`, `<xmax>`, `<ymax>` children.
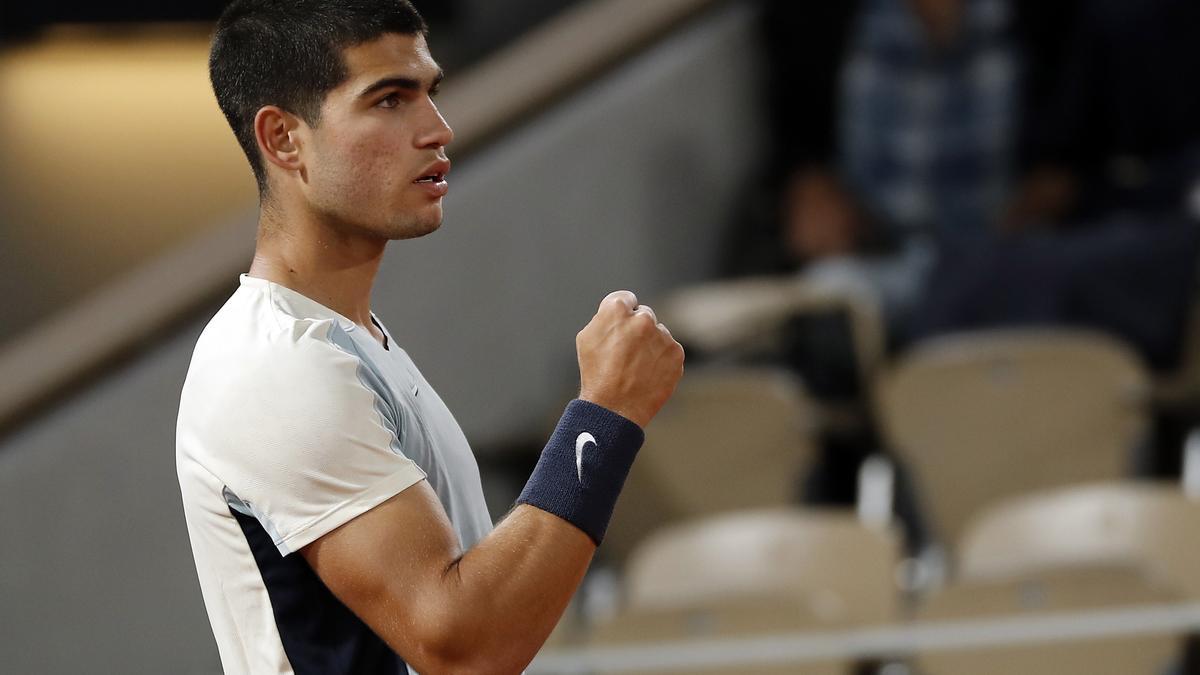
<box><xmin>914</xmin><ymin>565</ymin><xmax>1184</xmax><ymax>675</ymax></box>
<box><xmin>606</xmin><ymin>367</ymin><xmax>819</xmax><ymax>559</ymax></box>
<box><xmin>957</xmin><ymin>481</ymin><xmax>1200</xmax><ymax>597</ymax></box>
<box><xmin>586</xmin><ymin>508</ymin><xmax>901</xmax><ymax>674</ymax></box>
<box><xmin>875</xmin><ymin>329</ymin><xmax>1151</xmax><ymax>547</ymax></box>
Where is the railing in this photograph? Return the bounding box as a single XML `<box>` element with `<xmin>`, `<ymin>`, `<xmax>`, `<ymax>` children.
<box><xmin>0</xmin><ymin>0</ymin><xmax>724</xmax><ymax>434</ymax></box>
<box><xmin>529</xmin><ymin>601</ymin><xmax>1200</xmax><ymax>673</ymax></box>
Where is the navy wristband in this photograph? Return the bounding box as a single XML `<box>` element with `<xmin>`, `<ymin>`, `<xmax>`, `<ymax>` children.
<box><xmin>516</xmin><ymin>399</ymin><xmax>645</xmax><ymax>545</ymax></box>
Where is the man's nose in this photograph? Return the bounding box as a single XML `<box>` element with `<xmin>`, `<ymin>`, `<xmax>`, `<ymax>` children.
<box><xmin>416</xmin><ymin>100</ymin><xmax>454</xmax><ymax>149</ymax></box>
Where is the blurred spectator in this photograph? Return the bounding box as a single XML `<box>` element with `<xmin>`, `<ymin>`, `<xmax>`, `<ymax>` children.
<box><xmin>912</xmin><ymin>0</ymin><xmax>1200</xmax><ymax>481</ymax></box>
<box><xmin>730</xmin><ymin>0</ymin><xmax>1027</xmax><ymax>334</ymax></box>
<box><xmin>1006</xmin><ymin>0</ymin><xmax>1200</xmax><ymax>230</ymax></box>
<box><xmin>722</xmin><ymin>0</ymin><xmax>1200</xmax><ymax>537</ymax></box>
<box><xmin>731</xmin><ymin>0</ymin><xmax>1200</xmax><ymax>373</ymax></box>
<box><xmin>915</xmin><ymin>0</ymin><xmax>1200</xmax><ymax>373</ymax></box>
<box><xmin>726</xmin><ymin>0</ymin><xmax>1035</xmax><ymax>546</ymax></box>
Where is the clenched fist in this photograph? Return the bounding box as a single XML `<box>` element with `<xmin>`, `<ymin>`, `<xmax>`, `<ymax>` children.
<box><xmin>576</xmin><ymin>290</ymin><xmax>685</xmax><ymax>428</ymax></box>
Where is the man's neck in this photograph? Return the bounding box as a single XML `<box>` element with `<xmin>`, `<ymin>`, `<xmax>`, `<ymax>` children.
<box><xmin>248</xmin><ymin>207</ymin><xmax>388</xmax><ymax>334</ymax></box>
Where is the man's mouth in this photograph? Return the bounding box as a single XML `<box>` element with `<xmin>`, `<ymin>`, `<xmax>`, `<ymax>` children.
<box><xmin>414</xmin><ymin>159</ymin><xmax>451</xmax><ymax>185</ymax></box>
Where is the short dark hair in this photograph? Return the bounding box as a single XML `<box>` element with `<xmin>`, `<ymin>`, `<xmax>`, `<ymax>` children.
<box><xmin>209</xmin><ymin>0</ymin><xmax>428</xmax><ymax>192</ymax></box>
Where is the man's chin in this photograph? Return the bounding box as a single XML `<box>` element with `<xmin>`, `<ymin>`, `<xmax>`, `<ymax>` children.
<box><xmin>388</xmin><ymin>214</ymin><xmax>442</xmax><ymax>241</ymax></box>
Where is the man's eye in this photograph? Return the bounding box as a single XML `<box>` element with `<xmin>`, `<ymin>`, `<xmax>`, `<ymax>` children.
<box><xmin>377</xmin><ymin>94</ymin><xmax>401</xmax><ymax>108</ymax></box>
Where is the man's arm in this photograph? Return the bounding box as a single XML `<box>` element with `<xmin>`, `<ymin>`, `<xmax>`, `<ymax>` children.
<box><xmin>303</xmin><ymin>483</ymin><xmax>593</xmax><ymax>674</ymax></box>
<box><xmin>301</xmin><ymin>290</ymin><xmax>684</xmax><ymax>674</ymax></box>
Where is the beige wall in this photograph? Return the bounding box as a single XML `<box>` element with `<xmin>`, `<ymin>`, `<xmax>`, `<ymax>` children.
<box><xmin>0</xmin><ymin>26</ymin><xmax>256</xmax><ymax>341</ymax></box>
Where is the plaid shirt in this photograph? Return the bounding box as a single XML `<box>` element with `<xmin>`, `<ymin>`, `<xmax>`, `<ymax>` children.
<box><xmin>839</xmin><ymin>0</ymin><xmax>1017</xmax><ymax>238</ymax></box>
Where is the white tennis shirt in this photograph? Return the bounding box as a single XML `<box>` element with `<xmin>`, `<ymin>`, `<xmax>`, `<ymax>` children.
<box><xmin>177</xmin><ymin>274</ymin><xmax>493</xmax><ymax>674</ymax></box>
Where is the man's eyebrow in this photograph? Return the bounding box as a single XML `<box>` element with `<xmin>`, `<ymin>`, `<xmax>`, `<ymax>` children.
<box><xmin>357</xmin><ymin>69</ymin><xmax>445</xmax><ymax>99</ymax></box>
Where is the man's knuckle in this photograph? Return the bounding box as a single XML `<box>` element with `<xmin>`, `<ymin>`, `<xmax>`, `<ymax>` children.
<box><xmin>602</xmin><ymin>290</ymin><xmax>637</xmax><ymax>310</ymax></box>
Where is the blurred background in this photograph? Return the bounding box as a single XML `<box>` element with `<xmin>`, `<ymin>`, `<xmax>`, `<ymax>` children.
<box><xmin>1</xmin><ymin>0</ymin><xmax>1200</xmax><ymax>673</ymax></box>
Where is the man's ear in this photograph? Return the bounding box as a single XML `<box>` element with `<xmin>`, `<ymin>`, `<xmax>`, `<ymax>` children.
<box><xmin>254</xmin><ymin>105</ymin><xmax>305</xmax><ymax>174</ymax></box>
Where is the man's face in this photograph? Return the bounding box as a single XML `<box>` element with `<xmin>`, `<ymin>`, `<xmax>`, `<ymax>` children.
<box><xmin>299</xmin><ymin>33</ymin><xmax>452</xmax><ymax>240</ymax></box>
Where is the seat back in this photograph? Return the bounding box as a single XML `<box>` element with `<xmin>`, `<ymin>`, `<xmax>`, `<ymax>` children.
<box><xmin>623</xmin><ymin>508</ymin><xmax>899</xmax><ymax>616</ymax></box>
<box><xmin>589</xmin><ymin>508</ymin><xmax>901</xmax><ymax>675</ymax></box>
<box><xmin>607</xmin><ymin>367</ymin><xmax>818</xmax><ymax>558</ymax></box>
<box><xmin>959</xmin><ymin>482</ymin><xmax>1200</xmax><ymax>598</ymax></box>
<box><xmin>875</xmin><ymin>330</ymin><xmax>1150</xmax><ymax>546</ymax></box>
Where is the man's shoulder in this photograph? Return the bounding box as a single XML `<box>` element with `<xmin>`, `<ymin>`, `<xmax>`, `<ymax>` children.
<box><xmin>185</xmin><ymin>284</ymin><xmax>363</xmax><ymax>395</ymax></box>
<box><xmin>176</xmin><ymin>285</ymin><xmax>387</xmax><ymax>469</ymax></box>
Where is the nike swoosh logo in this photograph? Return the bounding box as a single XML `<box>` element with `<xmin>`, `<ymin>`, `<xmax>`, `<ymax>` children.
<box><xmin>575</xmin><ymin>432</ymin><xmax>597</xmax><ymax>483</ymax></box>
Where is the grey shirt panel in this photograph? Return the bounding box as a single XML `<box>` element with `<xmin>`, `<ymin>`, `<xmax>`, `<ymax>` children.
<box><xmin>326</xmin><ymin>320</ymin><xmax>493</xmax><ymax>551</ymax></box>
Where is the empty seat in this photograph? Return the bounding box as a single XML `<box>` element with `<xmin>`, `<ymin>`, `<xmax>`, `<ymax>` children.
<box><xmin>606</xmin><ymin>367</ymin><xmax>818</xmax><ymax>558</ymax></box>
<box><xmin>875</xmin><ymin>329</ymin><xmax>1151</xmax><ymax>547</ymax></box>
<box><xmin>958</xmin><ymin>481</ymin><xmax>1200</xmax><ymax>597</ymax></box>
<box><xmin>588</xmin><ymin>508</ymin><xmax>901</xmax><ymax>674</ymax></box>
<box><xmin>622</xmin><ymin>508</ymin><xmax>899</xmax><ymax>615</ymax></box>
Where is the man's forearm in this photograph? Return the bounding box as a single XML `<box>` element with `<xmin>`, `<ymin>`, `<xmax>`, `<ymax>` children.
<box><xmin>425</xmin><ymin>505</ymin><xmax>595</xmax><ymax>673</ymax></box>
<box><xmin>411</xmin><ymin>399</ymin><xmax>643</xmax><ymax>672</ymax></box>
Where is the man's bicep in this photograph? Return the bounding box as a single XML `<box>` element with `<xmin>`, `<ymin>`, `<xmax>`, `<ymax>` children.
<box><xmin>300</xmin><ymin>479</ymin><xmax>462</xmax><ymax>656</ymax></box>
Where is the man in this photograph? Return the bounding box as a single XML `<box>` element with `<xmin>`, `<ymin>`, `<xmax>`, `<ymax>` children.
<box><xmin>176</xmin><ymin>2</ymin><xmax>685</xmax><ymax>673</ymax></box>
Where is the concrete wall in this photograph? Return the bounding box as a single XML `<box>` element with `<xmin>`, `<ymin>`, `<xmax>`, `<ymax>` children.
<box><xmin>0</xmin><ymin>4</ymin><xmax>764</xmax><ymax>672</ymax></box>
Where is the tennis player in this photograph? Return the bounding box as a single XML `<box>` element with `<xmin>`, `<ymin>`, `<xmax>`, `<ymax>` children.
<box><xmin>176</xmin><ymin>1</ymin><xmax>684</xmax><ymax>673</ymax></box>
